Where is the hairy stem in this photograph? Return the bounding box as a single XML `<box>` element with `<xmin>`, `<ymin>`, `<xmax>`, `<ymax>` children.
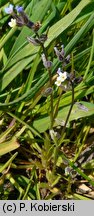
<box><xmin>36</xmin><ymin>33</ymin><xmax>54</xmax><ymax>128</ymax></box>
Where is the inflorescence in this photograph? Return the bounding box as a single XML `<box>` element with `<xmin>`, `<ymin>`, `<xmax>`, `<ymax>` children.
<box><xmin>4</xmin><ymin>4</ymin><xmax>41</xmax><ymax>31</ymax></box>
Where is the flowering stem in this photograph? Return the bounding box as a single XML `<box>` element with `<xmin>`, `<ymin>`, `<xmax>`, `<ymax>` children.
<box><xmin>48</xmin><ymin>68</ymin><xmax>54</xmax><ymax>129</ymax></box>
<box><xmin>35</xmin><ymin>32</ymin><xmax>54</xmax><ymax>128</ymax></box>
<box><xmin>58</xmin><ymin>80</ymin><xmax>74</xmax><ymax>146</ymax></box>
<box><xmin>53</xmin><ymin>89</ymin><xmax>63</xmax><ymax>121</ymax></box>
<box><xmin>53</xmin><ymin>80</ymin><xmax>74</xmax><ymax>173</ymax></box>
<box><xmin>35</xmin><ymin>32</ymin><xmax>47</xmax><ymax>57</ymax></box>
<box><xmin>52</xmin><ymin>55</ymin><xmax>75</xmax><ymax>173</ymax></box>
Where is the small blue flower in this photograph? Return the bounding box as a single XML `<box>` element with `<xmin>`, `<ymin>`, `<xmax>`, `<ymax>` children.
<box><xmin>15</xmin><ymin>6</ymin><xmax>23</xmax><ymax>13</ymax></box>
<box><xmin>4</xmin><ymin>4</ymin><xmax>14</xmax><ymax>14</ymax></box>
<box><xmin>57</xmin><ymin>68</ymin><xmax>62</xmax><ymax>75</ymax></box>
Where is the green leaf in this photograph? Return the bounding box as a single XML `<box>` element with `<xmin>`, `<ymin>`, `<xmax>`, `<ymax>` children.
<box><xmin>33</xmin><ymin>101</ymin><xmax>94</xmax><ymax>133</ymax></box>
<box><xmin>0</xmin><ymin>138</ymin><xmax>20</xmax><ymax>156</ymax></box>
<box><xmin>0</xmin><ymin>152</ymin><xmax>18</xmax><ymax>173</ymax></box>
<box><xmin>7</xmin><ymin>0</ymin><xmax>52</xmax><ymax>60</ymax></box>
<box><xmin>65</xmin><ymin>12</ymin><xmax>94</xmax><ymax>56</ymax></box>
<box><xmin>0</xmin><ymin>56</ymin><xmax>34</xmax><ymax>92</ymax></box>
<box><xmin>45</xmin><ymin>0</ymin><xmax>91</xmax><ymax>46</ymax></box>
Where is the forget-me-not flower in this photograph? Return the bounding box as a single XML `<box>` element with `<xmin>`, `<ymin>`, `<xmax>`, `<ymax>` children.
<box><xmin>4</xmin><ymin>4</ymin><xmax>14</xmax><ymax>14</ymax></box>
<box><xmin>8</xmin><ymin>18</ymin><xmax>16</xmax><ymax>27</ymax></box>
<box><xmin>15</xmin><ymin>6</ymin><xmax>23</xmax><ymax>13</ymax></box>
<box><xmin>55</xmin><ymin>68</ymin><xmax>68</xmax><ymax>87</ymax></box>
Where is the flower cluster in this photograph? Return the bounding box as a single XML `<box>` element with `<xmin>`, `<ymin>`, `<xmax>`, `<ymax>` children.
<box><xmin>27</xmin><ymin>33</ymin><xmax>47</xmax><ymax>46</ymax></box>
<box><xmin>4</xmin><ymin>4</ymin><xmax>41</xmax><ymax>31</ymax></box>
<box><xmin>4</xmin><ymin>4</ymin><xmax>16</xmax><ymax>27</ymax></box>
<box><xmin>54</xmin><ymin>45</ymin><xmax>71</xmax><ymax>87</ymax></box>
<box><xmin>41</xmin><ymin>54</ymin><xmax>53</xmax><ymax>69</ymax></box>
<box><xmin>54</xmin><ymin>45</ymin><xmax>65</xmax><ymax>62</ymax></box>
<box><xmin>55</xmin><ymin>68</ymin><xmax>68</xmax><ymax>87</ymax></box>
<box><xmin>54</xmin><ymin>45</ymin><xmax>70</xmax><ymax>65</ymax></box>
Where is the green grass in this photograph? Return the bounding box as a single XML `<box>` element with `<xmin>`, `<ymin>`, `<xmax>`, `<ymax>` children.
<box><xmin>0</xmin><ymin>0</ymin><xmax>94</xmax><ymax>200</ymax></box>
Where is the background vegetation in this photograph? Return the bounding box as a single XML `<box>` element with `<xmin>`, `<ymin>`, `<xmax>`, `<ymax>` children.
<box><xmin>0</xmin><ymin>0</ymin><xmax>94</xmax><ymax>200</ymax></box>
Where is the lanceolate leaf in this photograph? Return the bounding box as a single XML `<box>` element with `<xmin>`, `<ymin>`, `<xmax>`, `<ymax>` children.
<box><xmin>33</xmin><ymin>101</ymin><xmax>94</xmax><ymax>133</ymax></box>
<box><xmin>1</xmin><ymin>0</ymin><xmax>91</xmax><ymax>93</ymax></box>
<box><xmin>0</xmin><ymin>138</ymin><xmax>20</xmax><ymax>156</ymax></box>
<box><xmin>45</xmin><ymin>0</ymin><xmax>91</xmax><ymax>46</ymax></box>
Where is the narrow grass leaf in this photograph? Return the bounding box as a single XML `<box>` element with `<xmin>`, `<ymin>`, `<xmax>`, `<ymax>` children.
<box><xmin>0</xmin><ymin>138</ymin><xmax>20</xmax><ymax>156</ymax></box>
<box><xmin>0</xmin><ymin>152</ymin><xmax>18</xmax><ymax>173</ymax></box>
